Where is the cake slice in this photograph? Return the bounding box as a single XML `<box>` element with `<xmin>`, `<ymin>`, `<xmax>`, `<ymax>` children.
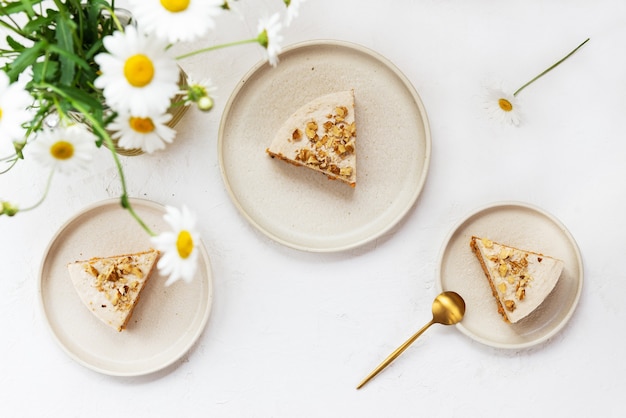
<box><xmin>470</xmin><ymin>236</ymin><xmax>564</xmax><ymax>323</ymax></box>
<box><xmin>266</xmin><ymin>90</ymin><xmax>357</xmax><ymax>187</ymax></box>
<box><xmin>67</xmin><ymin>249</ymin><xmax>159</xmax><ymax>332</ymax></box>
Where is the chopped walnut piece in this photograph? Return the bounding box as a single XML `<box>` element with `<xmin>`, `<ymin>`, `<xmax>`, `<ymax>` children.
<box><xmin>498</xmin><ymin>263</ymin><xmax>508</xmax><ymax>277</ymax></box>
<box><xmin>498</xmin><ymin>282</ymin><xmax>507</xmax><ymax>293</ymax></box>
<box><xmin>292</xmin><ymin>129</ymin><xmax>302</xmax><ymax>141</ymax></box>
<box><xmin>499</xmin><ymin>248</ymin><xmax>512</xmax><ymax>260</ymax></box>
<box><xmin>504</xmin><ymin>300</ymin><xmax>516</xmax><ymax>312</ymax></box>
<box><xmin>305</xmin><ymin>121</ymin><xmax>318</xmax><ymax>139</ymax></box>
<box><xmin>87</xmin><ymin>264</ymin><xmax>99</xmax><ymax>277</ymax></box>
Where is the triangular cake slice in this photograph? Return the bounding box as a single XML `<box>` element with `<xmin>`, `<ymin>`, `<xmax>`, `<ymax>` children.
<box><xmin>470</xmin><ymin>236</ymin><xmax>564</xmax><ymax>323</ymax></box>
<box><xmin>67</xmin><ymin>249</ymin><xmax>159</xmax><ymax>332</ymax></box>
<box><xmin>266</xmin><ymin>90</ymin><xmax>357</xmax><ymax>187</ymax></box>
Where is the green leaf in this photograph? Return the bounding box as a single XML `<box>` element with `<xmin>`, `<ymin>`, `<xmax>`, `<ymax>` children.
<box><xmin>47</xmin><ymin>45</ymin><xmax>90</xmax><ymax>71</ymax></box>
<box><xmin>57</xmin><ymin>85</ymin><xmax>103</xmax><ymax>112</ymax></box>
<box><xmin>0</xmin><ymin>0</ymin><xmax>46</xmax><ymax>16</ymax></box>
<box><xmin>5</xmin><ymin>36</ymin><xmax>26</xmax><ymax>52</ymax></box>
<box><xmin>55</xmin><ymin>14</ymin><xmax>77</xmax><ymax>86</ymax></box>
<box><xmin>22</xmin><ymin>12</ymin><xmax>58</xmax><ymax>34</ymax></box>
<box><xmin>6</xmin><ymin>41</ymin><xmax>47</xmax><ymax>82</ymax></box>
<box><xmin>31</xmin><ymin>60</ymin><xmax>59</xmax><ymax>83</ymax></box>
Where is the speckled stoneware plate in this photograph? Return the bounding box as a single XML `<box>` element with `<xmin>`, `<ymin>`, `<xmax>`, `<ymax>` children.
<box><xmin>39</xmin><ymin>198</ymin><xmax>213</xmax><ymax>376</ymax></box>
<box><xmin>437</xmin><ymin>202</ymin><xmax>583</xmax><ymax>349</ymax></box>
<box><xmin>218</xmin><ymin>40</ymin><xmax>431</xmax><ymax>252</ymax></box>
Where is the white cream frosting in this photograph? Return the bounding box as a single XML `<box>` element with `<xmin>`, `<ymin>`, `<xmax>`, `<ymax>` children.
<box><xmin>266</xmin><ymin>90</ymin><xmax>356</xmax><ymax>186</ymax></box>
<box><xmin>472</xmin><ymin>237</ymin><xmax>563</xmax><ymax>323</ymax></box>
<box><xmin>67</xmin><ymin>250</ymin><xmax>158</xmax><ymax>332</ymax></box>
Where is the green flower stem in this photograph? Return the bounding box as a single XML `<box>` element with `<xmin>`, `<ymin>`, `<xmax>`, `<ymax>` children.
<box><xmin>40</xmin><ymin>83</ymin><xmax>156</xmax><ymax>237</ymax></box>
<box><xmin>514</xmin><ymin>38</ymin><xmax>590</xmax><ymax>97</ymax></box>
<box><xmin>0</xmin><ymin>156</ymin><xmax>19</xmax><ymax>174</ymax></box>
<box><xmin>175</xmin><ymin>37</ymin><xmax>259</xmax><ymax>60</ymax></box>
<box><xmin>17</xmin><ymin>169</ymin><xmax>54</xmax><ymax>212</ymax></box>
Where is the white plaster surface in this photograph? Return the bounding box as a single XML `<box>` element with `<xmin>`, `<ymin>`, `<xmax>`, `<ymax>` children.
<box><xmin>1</xmin><ymin>0</ymin><xmax>625</xmax><ymax>416</ymax></box>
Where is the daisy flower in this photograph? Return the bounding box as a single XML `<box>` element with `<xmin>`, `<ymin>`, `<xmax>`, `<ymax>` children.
<box><xmin>108</xmin><ymin>110</ymin><xmax>176</xmax><ymax>153</ymax></box>
<box><xmin>183</xmin><ymin>77</ymin><xmax>217</xmax><ymax>111</ymax></box>
<box><xmin>128</xmin><ymin>0</ymin><xmax>223</xmax><ymax>44</ymax></box>
<box><xmin>94</xmin><ymin>25</ymin><xmax>179</xmax><ymax>117</ymax></box>
<box><xmin>151</xmin><ymin>205</ymin><xmax>200</xmax><ymax>286</ymax></box>
<box><xmin>483</xmin><ymin>85</ymin><xmax>521</xmax><ymax>127</ymax></box>
<box><xmin>482</xmin><ymin>38</ymin><xmax>589</xmax><ymax>127</ymax></box>
<box><xmin>28</xmin><ymin>124</ymin><xmax>97</xmax><ymax>174</ymax></box>
<box><xmin>257</xmin><ymin>13</ymin><xmax>283</xmax><ymax>67</ymax></box>
<box><xmin>0</xmin><ymin>71</ymin><xmax>32</xmax><ymax>157</ymax></box>
<box><xmin>284</xmin><ymin>0</ymin><xmax>306</xmax><ymax>26</ymax></box>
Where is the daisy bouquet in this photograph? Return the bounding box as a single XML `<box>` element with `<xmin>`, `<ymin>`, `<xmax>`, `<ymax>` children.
<box><xmin>0</xmin><ymin>0</ymin><xmax>302</xmax><ymax>285</ymax></box>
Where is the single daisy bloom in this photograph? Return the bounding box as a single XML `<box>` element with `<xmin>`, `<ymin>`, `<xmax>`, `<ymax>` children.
<box><xmin>0</xmin><ymin>71</ymin><xmax>32</xmax><ymax>157</ymax></box>
<box><xmin>28</xmin><ymin>124</ymin><xmax>97</xmax><ymax>174</ymax></box>
<box><xmin>128</xmin><ymin>0</ymin><xmax>223</xmax><ymax>44</ymax></box>
<box><xmin>257</xmin><ymin>13</ymin><xmax>283</xmax><ymax>67</ymax></box>
<box><xmin>284</xmin><ymin>0</ymin><xmax>306</xmax><ymax>26</ymax></box>
<box><xmin>151</xmin><ymin>205</ymin><xmax>200</xmax><ymax>286</ymax></box>
<box><xmin>183</xmin><ymin>77</ymin><xmax>217</xmax><ymax>111</ymax></box>
<box><xmin>108</xmin><ymin>110</ymin><xmax>176</xmax><ymax>153</ymax></box>
<box><xmin>484</xmin><ymin>85</ymin><xmax>521</xmax><ymax>127</ymax></box>
<box><xmin>94</xmin><ymin>25</ymin><xmax>179</xmax><ymax>117</ymax></box>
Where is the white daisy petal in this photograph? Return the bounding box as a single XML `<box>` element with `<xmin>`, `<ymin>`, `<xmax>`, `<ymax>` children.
<box><xmin>28</xmin><ymin>124</ymin><xmax>97</xmax><ymax>174</ymax></box>
<box><xmin>151</xmin><ymin>205</ymin><xmax>200</xmax><ymax>286</ymax></box>
<box><xmin>129</xmin><ymin>0</ymin><xmax>224</xmax><ymax>44</ymax></box>
<box><xmin>483</xmin><ymin>84</ymin><xmax>522</xmax><ymax>127</ymax></box>
<box><xmin>0</xmin><ymin>71</ymin><xmax>33</xmax><ymax>156</ymax></box>
<box><xmin>95</xmin><ymin>26</ymin><xmax>179</xmax><ymax>117</ymax></box>
<box><xmin>284</xmin><ymin>0</ymin><xmax>306</xmax><ymax>26</ymax></box>
<box><xmin>257</xmin><ymin>13</ymin><xmax>283</xmax><ymax>67</ymax></box>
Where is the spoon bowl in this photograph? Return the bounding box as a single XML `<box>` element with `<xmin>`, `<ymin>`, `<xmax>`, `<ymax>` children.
<box><xmin>356</xmin><ymin>291</ymin><xmax>465</xmax><ymax>389</ymax></box>
<box><xmin>432</xmin><ymin>291</ymin><xmax>466</xmax><ymax>325</ymax></box>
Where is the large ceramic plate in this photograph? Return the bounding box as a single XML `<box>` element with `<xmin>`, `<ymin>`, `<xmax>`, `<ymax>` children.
<box><xmin>218</xmin><ymin>40</ymin><xmax>431</xmax><ymax>252</ymax></box>
<box><xmin>437</xmin><ymin>202</ymin><xmax>583</xmax><ymax>349</ymax></box>
<box><xmin>39</xmin><ymin>198</ymin><xmax>213</xmax><ymax>376</ymax></box>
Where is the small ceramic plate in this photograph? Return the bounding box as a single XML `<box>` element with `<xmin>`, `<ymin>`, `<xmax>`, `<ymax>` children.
<box><xmin>218</xmin><ymin>40</ymin><xmax>431</xmax><ymax>252</ymax></box>
<box><xmin>39</xmin><ymin>198</ymin><xmax>213</xmax><ymax>376</ymax></box>
<box><xmin>437</xmin><ymin>202</ymin><xmax>583</xmax><ymax>349</ymax></box>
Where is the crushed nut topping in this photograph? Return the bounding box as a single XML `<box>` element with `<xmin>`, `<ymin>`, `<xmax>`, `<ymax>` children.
<box><xmin>83</xmin><ymin>255</ymin><xmax>145</xmax><ymax>312</ymax></box>
<box><xmin>504</xmin><ymin>300</ymin><xmax>516</xmax><ymax>312</ymax></box>
<box><xmin>293</xmin><ymin>105</ymin><xmax>356</xmax><ymax>182</ymax></box>
<box><xmin>489</xmin><ymin>246</ymin><xmax>534</xmax><ymax>303</ymax></box>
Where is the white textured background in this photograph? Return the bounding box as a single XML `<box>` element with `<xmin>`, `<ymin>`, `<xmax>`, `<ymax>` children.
<box><xmin>2</xmin><ymin>0</ymin><xmax>625</xmax><ymax>416</ymax></box>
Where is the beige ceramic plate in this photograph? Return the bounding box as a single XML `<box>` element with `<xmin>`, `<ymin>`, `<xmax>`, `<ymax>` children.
<box><xmin>39</xmin><ymin>198</ymin><xmax>213</xmax><ymax>376</ymax></box>
<box><xmin>437</xmin><ymin>202</ymin><xmax>583</xmax><ymax>349</ymax></box>
<box><xmin>218</xmin><ymin>40</ymin><xmax>431</xmax><ymax>252</ymax></box>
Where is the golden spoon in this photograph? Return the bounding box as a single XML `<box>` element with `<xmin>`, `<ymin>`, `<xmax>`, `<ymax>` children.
<box><xmin>356</xmin><ymin>291</ymin><xmax>466</xmax><ymax>389</ymax></box>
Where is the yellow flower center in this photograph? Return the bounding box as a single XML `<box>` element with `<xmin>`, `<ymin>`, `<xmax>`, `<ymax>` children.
<box><xmin>50</xmin><ymin>141</ymin><xmax>74</xmax><ymax>160</ymax></box>
<box><xmin>129</xmin><ymin>117</ymin><xmax>155</xmax><ymax>133</ymax></box>
<box><xmin>498</xmin><ymin>98</ymin><xmax>513</xmax><ymax>112</ymax></box>
<box><xmin>176</xmin><ymin>230</ymin><xmax>194</xmax><ymax>259</ymax></box>
<box><xmin>124</xmin><ymin>54</ymin><xmax>155</xmax><ymax>87</ymax></box>
<box><xmin>160</xmin><ymin>0</ymin><xmax>190</xmax><ymax>12</ymax></box>
<box><xmin>0</xmin><ymin>107</ymin><xmax>3</xmax><ymax>120</ymax></box>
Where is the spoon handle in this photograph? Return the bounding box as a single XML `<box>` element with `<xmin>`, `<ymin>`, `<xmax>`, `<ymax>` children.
<box><xmin>356</xmin><ymin>320</ymin><xmax>435</xmax><ymax>389</ymax></box>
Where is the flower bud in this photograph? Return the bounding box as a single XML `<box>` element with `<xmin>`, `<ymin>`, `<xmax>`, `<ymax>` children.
<box><xmin>197</xmin><ymin>96</ymin><xmax>214</xmax><ymax>112</ymax></box>
<box><xmin>1</xmin><ymin>201</ymin><xmax>19</xmax><ymax>216</ymax></box>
